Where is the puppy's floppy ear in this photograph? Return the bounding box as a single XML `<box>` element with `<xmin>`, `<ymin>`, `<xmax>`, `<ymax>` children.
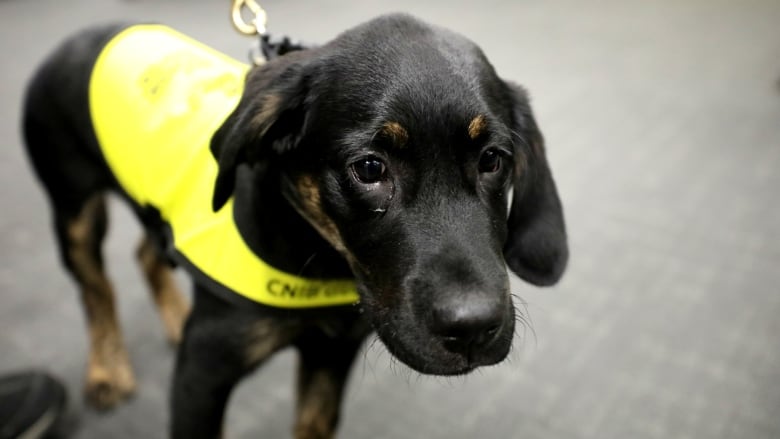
<box><xmin>504</xmin><ymin>84</ymin><xmax>568</xmax><ymax>286</ymax></box>
<box><xmin>211</xmin><ymin>59</ymin><xmax>310</xmax><ymax>211</ymax></box>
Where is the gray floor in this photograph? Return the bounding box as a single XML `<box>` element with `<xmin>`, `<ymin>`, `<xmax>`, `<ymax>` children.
<box><xmin>1</xmin><ymin>0</ymin><xmax>779</xmax><ymax>438</ymax></box>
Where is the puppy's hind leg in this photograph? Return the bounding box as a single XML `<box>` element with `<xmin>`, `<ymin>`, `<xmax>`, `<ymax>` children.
<box><xmin>136</xmin><ymin>234</ymin><xmax>189</xmax><ymax>345</ymax></box>
<box><xmin>54</xmin><ymin>195</ymin><xmax>136</xmax><ymax>409</ymax></box>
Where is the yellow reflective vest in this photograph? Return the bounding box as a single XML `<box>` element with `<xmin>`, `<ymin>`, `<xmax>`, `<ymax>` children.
<box><xmin>89</xmin><ymin>24</ymin><xmax>358</xmax><ymax>308</ymax></box>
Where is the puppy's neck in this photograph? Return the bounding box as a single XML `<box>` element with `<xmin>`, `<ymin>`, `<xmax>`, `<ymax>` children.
<box><xmin>231</xmin><ymin>163</ymin><xmax>352</xmax><ymax>279</ymax></box>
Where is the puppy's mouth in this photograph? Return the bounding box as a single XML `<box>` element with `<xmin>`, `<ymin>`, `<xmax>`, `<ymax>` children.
<box><xmin>360</xmin><ymin>291</ymin><xmax>516</xmax><ymax>376</ymax></box>
<box><xmin>375</xmin><ymin>323</ymin><xmax>514</xmax><ymax>376</ymax></box>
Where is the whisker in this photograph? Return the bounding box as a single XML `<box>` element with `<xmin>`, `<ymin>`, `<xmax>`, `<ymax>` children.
<box><xmin>510</xmin><ymin>292</ymin><xmax>538</xmax><ymax>348</ymax></box>
<box><xmin>296</xmin><ymin>252</ymin><xmax>318</xmax><ymax>276</ymax></box>
<box><xmin>509</xmin><ymin>128</ymin><xmax>530</xmax><ymax>148</ymax></box>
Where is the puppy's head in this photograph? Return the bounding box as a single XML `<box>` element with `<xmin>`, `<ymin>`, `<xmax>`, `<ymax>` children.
<box><xmin>211</xmin><ymin>14</ymin><xmax>567</xmax><ymax>375</ymax></box>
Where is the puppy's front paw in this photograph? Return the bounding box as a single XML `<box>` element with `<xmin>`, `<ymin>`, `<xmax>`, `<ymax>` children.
<box><xmin>84</xmin><ymin>360</ymin><xmax>136</xmax><ymax>409</ymax></box>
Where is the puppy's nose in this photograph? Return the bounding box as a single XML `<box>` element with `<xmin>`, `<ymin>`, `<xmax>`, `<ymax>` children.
<box><xmin>430</xmin><ymin>296</ymin><xmax>505</xmax><ymax>354</ymax></box>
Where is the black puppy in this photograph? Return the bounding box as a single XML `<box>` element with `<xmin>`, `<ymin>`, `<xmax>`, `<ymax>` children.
<box><xmin>22</xmin><ymin>13</ymin><xmax>567</xmax><ymax>439</ymax></box>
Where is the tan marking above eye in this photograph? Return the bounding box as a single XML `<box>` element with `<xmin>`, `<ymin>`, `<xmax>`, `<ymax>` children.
<box><xmin>468</xmin><ymin>114</ymin><xmax>488</xmax><ymax>140</ymax></box>
<box><xmin>380</xmin><ymin>121</ymin><xmax>409</xmax><ymax>148</ymax></box>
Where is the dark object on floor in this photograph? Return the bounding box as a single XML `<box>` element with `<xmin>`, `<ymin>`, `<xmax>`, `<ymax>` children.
<box><xmin>0</xmin><ymin>371</ymin><xmax>67</xmax><ymax>439</ymax></box>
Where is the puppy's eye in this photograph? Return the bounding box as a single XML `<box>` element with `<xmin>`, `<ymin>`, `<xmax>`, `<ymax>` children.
<box><xmin>351</xmin><ymin>157</ymin><xmax>387</xmax><ymax>184</ymax></box>
<box><xmin>478</xmin><ymin>149</ymin><xmax>502</xmax><ymax>173</ymax></box>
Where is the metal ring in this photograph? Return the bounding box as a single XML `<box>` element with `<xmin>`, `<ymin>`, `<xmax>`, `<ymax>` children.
<box><xmin>231</xmin><ymin>0</ymin><xmax>267</xmax><ymax>36</ymax></box>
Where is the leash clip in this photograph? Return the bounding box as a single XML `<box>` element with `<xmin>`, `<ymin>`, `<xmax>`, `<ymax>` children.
<box><xmin>231</xmin><ymin>0</ymin><xmax>269</xmax><ymax>65</ymax></box>
<box><xmin>231</xmin><ymin>0</ymin><xmax>308</xmax><ymax>66</ymax></box>
<box><xmin>231</xmin><ymin>0</ymin><xmax>267</xmax><ymax>37</ymax></box>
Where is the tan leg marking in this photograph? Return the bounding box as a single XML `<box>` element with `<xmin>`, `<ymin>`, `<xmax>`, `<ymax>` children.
<box><xmin>136</xmin><ymin>235</ymin><xmax>190</xmax><ymax>345</ymax></box>
<box><xmin>294</xmin><ymin>368</ymin><xmax>340</xmax><ymax>439</ymax></box>
<box><xmin>243</xmin><ymin>320</ymin><xmax>299</xmax><ymax>368</ymax></box>
<box><xmin>67</xmin><ymin>196</ymin><xmax>135</xmax><ymax>409</ymax></box>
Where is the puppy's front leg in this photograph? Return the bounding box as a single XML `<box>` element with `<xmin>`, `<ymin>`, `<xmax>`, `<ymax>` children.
<box><xmin>293</xmin><ymin>333</ymin><xmax>364</xmax><ymax>439</ymax></box>
<box><xmin>171</xmin><ymin>286</ymin><xmax>297</xmax><ymax>439</ymax></box>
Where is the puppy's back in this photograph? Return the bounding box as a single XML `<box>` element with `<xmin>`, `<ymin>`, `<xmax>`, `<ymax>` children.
<box><xmin>22</xmin><ymin>23</ymin><xmax>132</xmax><ymax>207</ymax></box>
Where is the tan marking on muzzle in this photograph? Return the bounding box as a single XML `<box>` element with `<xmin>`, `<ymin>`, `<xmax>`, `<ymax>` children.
<box><xmin>468</xmin><ymin>114</ymin><xmax>488</xmax><ymax>140</ymax></box>
<box><xmin>380</xmin><ymin>121</ymin><xmax>409</xmax><ymax>149</ymax></box>
<box><xmin>295</xmin><ymin>175</ymin><xmax>348</xmax><ymax>253</ymax></box>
